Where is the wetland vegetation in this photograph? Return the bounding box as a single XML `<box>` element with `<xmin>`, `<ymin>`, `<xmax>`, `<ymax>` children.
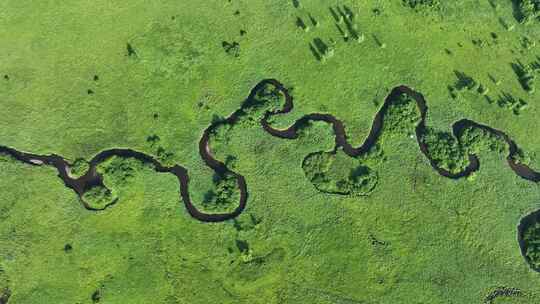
<box><xmin>2</xmin><ymin>1</ymin><xmax>540</xmax><ymax>303</ymax></box>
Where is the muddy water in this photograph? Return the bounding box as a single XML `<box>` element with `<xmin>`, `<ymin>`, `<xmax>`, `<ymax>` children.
<box><xmin>1</xmin><ymin>79</ymin><xmax>539</xmax><ymax>225</ymax></box>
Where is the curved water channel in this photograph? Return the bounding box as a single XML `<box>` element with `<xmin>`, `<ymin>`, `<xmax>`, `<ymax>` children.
<box><xmin>1</xmin><ymin>79</ymin><xmax>539</xmax><ymax>223</ymax></box>
<box><xmin>2</xmin><ymin>78</ymin><xmax>540</xmax><ymax>288</ymax></box>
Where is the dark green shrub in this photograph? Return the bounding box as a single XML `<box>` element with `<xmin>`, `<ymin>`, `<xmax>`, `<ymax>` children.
<box><xmin>512</xmin><ymin>148</ymin><xmax>532</xmax><ymax>165</ymax></box>
<box><xmin>302</xmin><ymin>150</ymin><xmax>377</xmax><ymax>196</ymax></box>
<box><xmin>358</xmin><ymin>143</ymin><xmax>386</xmax><ymax>166</ymax></box>
<box><xmin>402</xmin><ymin>0</ymin><xmax>440</xmax><ymax>10</ymax></box>
<box><xmin>459</xmin><ymin>127</ymin><xmax>508</xmax><ymax>155</ymax></box>
<box><xmin>98</xmin><ymin>156</ymin><xmax>146</xmax><ymax>186</ymax></box>
<box><xmin>522</xmin><ymin>219</ymin><xmax>540</xmax><ymax>269</ymax></box>
<box><xmin>82</xmin><ymin>185</ymin><xmax>117</xmax><ymax>210</ymax></box>
<box><xmin>296</xmin><ymin>17</ymin><xmax>308</xmax><ymax>31</ymax></box>
<box><xmin>312</xmin><ymin>38</ymin><xmax>334</xmax><ymax>62</ymax></box>
<box><xmin>453</xmin><ymin>71</ymin><xmax>479</xmax><ymax>92</ymax></box>
<box><xmin>512</xmin><ymin>61</ymin><xmax>535</xmax><ymax>93</ymax></box>
<box><xmin>422</xmin><ymin>128</ymin><xmax>469</xmax><ymax>174</ymax></box>
<box><xmin>156</xmin><ymin>146</ymin><xmax>174</xmax><ymax>163</ymax></box>
<box><xmin>202</xmin><ymin>173</ymin><xmax>240</xmax><ymax>212</ymax></box>
<box><xmin>250</xmin><ymin>83</ymin><xmax>286</xmax><ymax>112</ymax></box>
<box><xmin>383</xmin><ymin>93</ymin><xmax>421</xmax><ymax>134</ymax></box>
<box><xmin>222</xmin><ymin>41</ymin><xmax>240</xmax><ymax>57</ymax></box>
<box><xmin>515</xmin><ymin>0</ymin><xmax>540</xmax><ymax>24</ymax></box>
<box><xmin>239</xmin><ymin>82</ymin><xmax>288</xmax><ymax>126</ymax></box>
<box><xmin>146</xmin><ymin>134</ymin><xmax>160</xmax><ymax>146</ymax></box>
<box><xmin>69</xmin><ymin>158</ymin><xmax>89</xmax><ymax>178</ymax></box>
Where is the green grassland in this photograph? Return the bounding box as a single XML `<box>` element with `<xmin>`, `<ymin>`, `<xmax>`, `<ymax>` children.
<box><xmin>2</xmin><ymin>0</ymin><xmax>540</xmax><ymax>303</ymax></box>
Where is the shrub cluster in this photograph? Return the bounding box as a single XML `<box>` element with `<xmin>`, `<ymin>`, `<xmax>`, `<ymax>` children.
<box><xmin>82</xmin><ymin>185</ymin><xmax>117</xmax><ymax>210</ymax></box>
<box><xmin>421</xmin><ymin>128</ymin><xmax>469</xmax><ymax>174</ymax></box>
<box><xmin>382</xmin><ymin>93</ymin><xmax>421</xmax><ymax>134</ymax></box>
<box><xmin>146</xmin><ymin>134</ymin><xmax>175</xmax><ymax>163</ymax></box>
<box><xmin>512</xmin><ymin>61</ymin><xmax>536</xmax><ymax>93</ymax></box>
<box><xmin>330</xmin><ymin>5</ymin><xmax>363</xmax><ymax>43</ymax></box>
<box><xmin>69</xmin><ymin>158</ymin><xmax>90</xmax><ymax>179</ymax></box>
<box><xmin>497</xmin><ymin>92</ymin><xmax>529</xmax><ymax>115</ymax></box>
<box><xmin>202</xmin><ymin>173</ymin><xmax>240</xmax><ymax>212</ymax></box>
<box><xmin>448</xmin><ymin>71</ymin><xmax>487</xmax><ymax>99</ymax></box>
<box><xmin>522</xmin><ymin>218</ymin><xmax>540</xmax><ymax>269</ymax></box>
<box><xmin>511</xmin><ymin>148</ymin><xmax>532</xmax><ymax>165</ymax></box>
<box><xmin>516</xmin><ymin>0</ymin><xmax>540</xmax><ymax>24</ymax></box>
<box><xmin>302</xmin><ymin>150</ymin><xmax>377</xmax><ymax>196</ymax></box>
<box><xmin>99</xmin><ymin>156</ymin><xmax>146</xmax><ymax>187</ymax></box>
<box><xmin>402</xmin><ymin>0</ymin><xmax>440</xmax><ymax>10</ymax></box>
<box><xmin>222</xmin><ymin>41</ymin><xmax>240</xmax><ymax>57</ymax></box>
<box><xmin>310</xmin><ymin>38</ymin><xmax>335</xmax><ymax>62</ymax></box>
<box><xmin>458</xmin><ymin>126</ymin><xmax>508</xmax><ymax>155</ymax></box>
<box><xmin>237</xmin><ymin>83</ymin><xmax>288</xmax><ymax>128</ymax></box>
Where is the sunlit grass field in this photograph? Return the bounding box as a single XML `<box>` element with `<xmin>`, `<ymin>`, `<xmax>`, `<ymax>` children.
<box><xmin>2</xmin><ymin>0</ymin><xmax>540</xmax><ymax>303</ymax></box>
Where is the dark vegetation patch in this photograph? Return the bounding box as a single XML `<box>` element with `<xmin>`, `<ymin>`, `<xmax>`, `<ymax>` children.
<box><xmin>519</xmin><ymin>210</ymin><xmax>540</xmax><ymax>270</ymax></box>
<box><xmin>155</xmin><ymin>146</ymin><xmax>175</xmax><ymax>163</ymax></box>
<box><xmin>458</xmin><ymin>126</ymin><xmax>508</xmax><ymax>155</ymax></box>
<box><xmin>91</xmin><ymin>289</ymin><xmax>102</xmax><ymax>303</ymax></box>
<box><xmin>69</xmin><ymin>158</ymin><xmax>90</xmax><ymax>178</ymax></box>
<box><xmin>0</xmin><ymin>288</ymin><xmax>10</xmax><ymax>304</ymax></box>
<box><xmin>484</xmin><ymin>286</ymin><xmax>522</xmax><ymax>303</ymax></box>
<box><xmin>497</xmin><ymin>92</ymin><xmax>529</xmax><ymax>115</ymax></box>
<box><xmin>208</xmin><ymin>82</ymin><xmax>286</xmax><ymax>155</ymax></box>
<box><xmin>222</xmin><ymin>41</ymin><xmax>240</xmax><ymax>57</ymax></box>
<box><xmin>421</xmin><ymin>128</ymin><xmax>469</xmax><ymax>174</ymax></box>
<box><xmin>64</xmin><ymin>243</ymin><xmax>73</xmax><ymax>253</ymax></box>
<box><xmin>302</xmin><ymin>149</ymin><xmax>378</xmax><ymax>196</ymax></box>
<box><xmin>449</xmin><ymin>70</ymin><xmax>529</xmax><ymax>115</ymax></box>
<box><xmin>145</xmin><ymin>134</ymin><xmax>175</xmax><ymax>163</ymax></box>
<box><xmin>212</xmin><ymin>81</ymin><xmax>287</xmax><ymax>139</ymax></box>
<box><xmin>382</xmin><ymin>92</ymin><xmax>421</xmax><ymax>134</ymax></box>
<box><xmin>520</xmin><ymin>35</ymin><xmax>536</xmax><ymax>49</ymax></box>
<box><xmin>304</xmin><ymin>5</ymin><xmax>364</xmax><ymax>62</ymax></box>
<box><xmin>82</xmin><ymin>185</ymin><xmax>117</xmax><ymax>210</ymax></box>
<box><xmin>233</xmin><ymin>213</ymin><xmax>261</xmax><ymax>231</ymax></box>
<box><xmin>309</xmin><ymin>38</ymin><xmax>335</xmax><ymax>62</ymax></box>
<box><xmin>126</xmin><ymin>43</ymin><xmax>137</xmax><ymax>57</ymax></box>
<box><xmin>98</xmin><ymin>156</ymin><xmax>146</xmax><ymax>187</ymax></box>
<box><xmin>420</xmin><ymin>122</ymin><xmax>510</xmax><ymax>176</ymax></box>
<box><xmin>202</xmin><ymin>173</ymin><xmax>240</xmax><ymax>213</ymax></box>
<box><xmin>450</xmin><ymin>71</ymin><xmax>482</xmax><ymax>97</ymax></box>
<box><xmin>513</xmin><ymin>0</ymin><xmax>540</xmax><ymax>24</ymax></box>
<box><xmin>402</xmin><ymin>0</ymin><xmax>441</xmax><ymax>10</ymax></box>
<box><xmin>0</xmin><ymin>270</ymin><xmax>10</xmax><ymax>304</ymax></box>
<box><xmin>247</xmin><ymin>82</ymin><xmax>287</xmax><ymax>113</ymax></box>
<box><xmin>512</xmin><ymin>60</ymin><xmax>536</xmax><ymax>93</ymax></box>
<box><xmin>511</xmin><ymin>147</ymin><xmax>533</xmax><ymax>165</ymax></box>
<box><xmin>335</xmin><ymin>7</ymin><xmax>361</xmax><ymax>41</ymax></box>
